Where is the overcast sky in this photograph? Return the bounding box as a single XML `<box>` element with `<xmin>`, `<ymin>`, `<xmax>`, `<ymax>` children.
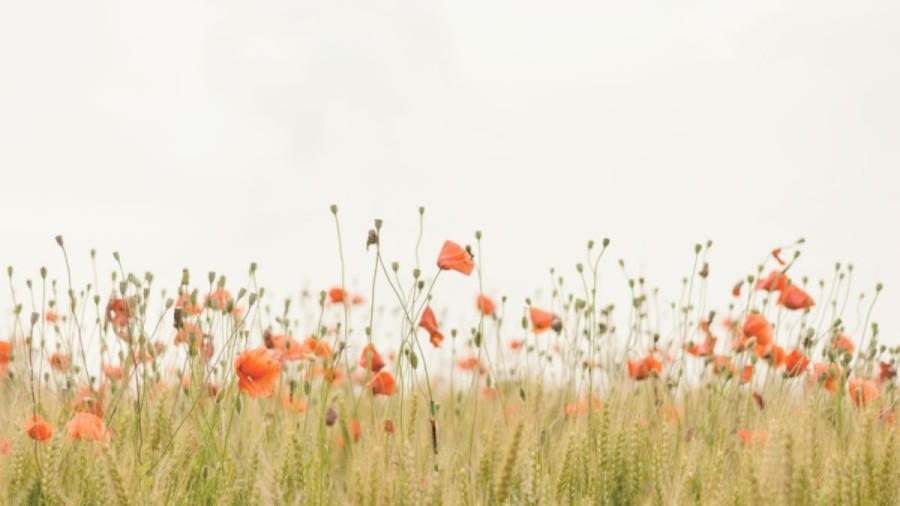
<box><xmin>1</xmin><ymin>1</ymin><xmax>898</xmax><ymax>344</ymax></box>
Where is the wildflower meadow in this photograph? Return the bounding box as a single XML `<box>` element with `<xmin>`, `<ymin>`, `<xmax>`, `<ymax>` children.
<box><xmin>0</xmin><ymin>207</ymin><xmax>896</xmax><ymax>505</ymax></box>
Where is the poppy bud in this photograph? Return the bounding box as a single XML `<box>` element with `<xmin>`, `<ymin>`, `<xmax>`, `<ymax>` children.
<box><xmin>475</xmin><ymin>230</ymin><xmax>482</xmax><ymax>240</ymax></box>
<box><xmin>694</xmin><ymin>244</ymin><xmax>702</xmax><ymax>254</ymax></box>
<box><xmin>375</xmin><ymin>219</ymin><xmax>383</xmax><ymax>230</ymax></box>
<box><xmin>6</xmin><ymin>266</ymin><xmax>11</xmax><ymax>278</ymax></box>
<box><xmin>40</xmin><ymin>267</ymin><xmax>47</xmax><ymax>279</ymax></box>
<box><xmin>392</xmin><ymin>262</ymin><xmax>399</xmax><ymax>272</ymax></box>
<box><xmin>55</xmin><ymin>235</ymin><xmax>64</xmax><ymax>247</ymax></box>
<box><xmin>30</xmin><ymin>312</ymin><xmax>39</xmax><ymax>326</ymax></box>
<box><xmin>330</xmin><ymin>204</ymin><xmax>338</xmax><ymax>214</ymax></box>
<box><xmin>181</xmin><ymin>268</ymin><xmax>190</xmax><ymax>286</ymax></box>
<box><xmin>326</xmin><ymin>407</ymin><xmax>337</xmax><ymax>426</ymax></box>
<box><xmin>551</xmin><ymin>316</ymin><xmax>563</xmax><ymax>334</ymax></box>
<box><xmin>366</xmin><ymin>230</ymin><xmax>378</xmax><ymax>250</ymax></box>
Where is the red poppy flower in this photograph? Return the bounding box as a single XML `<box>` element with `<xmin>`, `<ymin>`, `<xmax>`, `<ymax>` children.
<box><xmin>529</xmin><ymin>307</ymin><xmax>557</xmax><ymax>334</ymax></box>
<box><xmin>106</xmin><ymin>297</ymin><xmax>131</xmax><ymax>328</ymax></box>
<box><xmin>103</xmin><ymin>364</ymin><xmax>124</xmax><ymax>381</ymax></box>
<box><xmin>204</xmin><ymin>289</ymin><xmax>233</xmax><ymax>311</ymax></box>
<box><xmin>0</xmin><ymin>341</ymin><xmax>11</xmax><ymax>376</ymax></box>
<box><xmin>175</xmin><ymin>292</ymin><xmax>202</xmax><ymax>316</ymax></box>
<box><xmin>686</xmin><ymin>337</ymin><xmax>717</xmax><ymax>357</ymax></box>
<box><xmin>370</xmin><ymin>371</ymin><xmax>395</xmax><ymax>396</ymax></box>
<box><xmin>476</xmin><ymin>294</ymin><xmax>496</xmax><ymax>316</ymax></box>
<box><xmin>66</xmin><ymin>412</ymin><xmax>110</xmax><ymax>442</ymax></box>
<box><xmin>755</xmin><ymin>271</ymin><xmax>788</xmax><ymax>292</ymax></box>
<box><xmin>457</xmin><ymin>356</ymin><xmax>482</xmax><ymax>372</ymax></box>
<box><xmin>783</xmin><ymin>349</ymin><xmax>810</xmax><ymax>377</ymax></box>
<box><xmin>419</xmin><ymin>306</ymin><xmax>444</xmax><ymax>348</ymax></box>
<box><xmin>50</xmin><ymin>352</ymin><xmax>69</xmax><ymax>372</ymax></box>
<box><xmin>833</xmin><ymin>335</ymin><xmax>855</xmax><ymax>355</ymax></box>
<box><xmin>778</xmin><ymin>284</ymin><xmax>814</xmax><ymax>310</ymax></box>
<box><xmin>303</xmin><ymin>337</ymin><xmax>333</xmax><ymax>359</ymax></box>
<box><xmin>25</xmin><ymin>415</ymin><xmax>54</xmax><ymax>442</ymax></box>
<box><xmin>810</xmin><ymin>363</ymin><xmax>842</xmax><ymax>393</ymax></box>
<box><xmin>879</xmin><ymin>361</ymin><xmax>897</xmax><ymax>383</ymax></box>
<box><xmin>436</xmin><ymin>240</ymin><xmax>474</xmax><ymax>276</ymax></box>
<box><xmin>234</xmin><ymin>347</ymin><xmax>282</xmax><ymax>398</ymax></box>
<box><xmin>737</xmin><ymin>429</ymin><xmax>768</xmax><ymax>448</ymax></box>
<box><xmin>742</xmin><ymin>313</ymin><xmax>773</xmax><ymax>349</ymax></box>
<box><xmin>626</xmin><ymin>355</ymin><xmax>663</xmax><ymax>380</ymax></box>
<box><xmin>848</xmin><ymin>378</ymin><xmax>879</xmax><ymax>407</ymax></box>
<box><xmin>328</xmin><ymin>287</ymin><xmax>346</xmax><ymax>304</ymax></box>
<box><xmin>359</xmin><ymin>343</ymin><xmax>385</xmax><ymax>372</ymax></box>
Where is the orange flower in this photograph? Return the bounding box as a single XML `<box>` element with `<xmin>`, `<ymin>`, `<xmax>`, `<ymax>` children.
<box><xmin>741</xmin><ymin>365</ymin><xmax>754</xmax><ymax>383</ymax></box>
<box><xmin>627</xmin><ymin>355</ymin><xmax>663</xmax><ymax>381</ymax></box>
<box><xmin>742</xmin><ymin>313</ymin><xmax>773</xmax><ymax>349</ymax></box>
<box><xmin>457</xmin><ymin>356</ymin><xmax>485</xmax><ymax>374</ymax></box>
<box><xmin>771</xmin><ymin>248</ymin><xmax>787</xmax><ymax>266</ymax></box>
<box><xmin>0</xmin><ymin>340</ymin><xmax>11</xmax><ymax>376</ymax></box>
<box><xmin>66</xmin><ymin>412</ymin><xmax>110</xmax><ymax>441</ymax></box>
<box><xmin>509</xmin><ymin>340</ymin><xmax>523</xmax><ymax>351</ymax></box>
<box><xmin>529</xmin><ymin>307</ymin><xmax>558</xmax><ymax>334</ymax></box>
<box><xmin>778</xmin><ymin>284</ymin><xmax>814</xmax><ymax>310</ymax></box>
<box><xmin>783</xmin><ymin>349</ymin><xmax>810</xmax><ymax>377</ymax></box>
<box><xmin>44</xmin><ymin>311</ymin><xmax>61</xmax><ymax>323</ymax></box>
<box><xmin>686</xmin><ymin>337</ymin><xmax>716</xmax><ymax>357</ymax></box>
<box><xmin>712</xmin><ymin>355</ymin><xmax>735</xmax><ymax>376</ymax></box>
<box><xmin>384</xmin><ymin>419</ymin><xmax>396</xmax><ymax>434</ymax></box>
<box><xmin>419</xmin><ymin>306</ymin><xmax>444</xmax><ymax>348</ymax></box>
<box><xmin>265</xmin><ymin>330</ymin><xmax>308</xmax><ymax>362</ymax></box>
<box><xmin>760</xmin><ymin>344</ymin><xmax>786</xmax><ymax>368</ymax></box>
<box><xmin>106</xmin><ymin>297</ymin><xmax>131</xmax><ymax>328</ymax></box>
<box><xmin>476</xmin><ymin>295</ymin><xmax>496</xmax><ymax>316</ymax></box>
<box><xmin>281</xmin><ymin>394</ymin><xmax>308</xmax><ymax>413</ymax></box>
<box><xmin>436</xmin><ymin>240</ymin><xmax>474</xmax><ymax>276</ymax></box>
<box><xmin>659</xmin><ymin>404</ymin><xmax>680</xmax><ymax>423</ymax></box>
<box><xmin>833</xmin><ymin>334</ymin><xmax>855</xmax><ymax>355</ymax></box>
<box><xmin>303</xmin><ymin>337</ymin><xmax>333</xmax><ymax>359</ymax></box>
<box><xmin>103</xmin><ymin>364</ymin><xmax>124</xmax><ymax>381</ymax></box>
<box><xmin>755</xmin><ymin>271</ymin><xmax>788</xmax><ymax>292</ymax></box>
<box><xmin>810</xmin><ymin>363</ymin><xmax>842</xmax><ymax>393</ymax></box>
<box><xmin>175</xmin><ymin>291</ymin><xmax>202</xmax><ymax>315</ymax></box>
<box><xmin>359</xmin><ymin>343</ymin><xmax>385</xmax><ymax>372</ymax></box>
<box><xmin>348</xmin><ymin>419</ymin><xmax>362</xmax><ymax>442</ymax></box>
<box><xmin>328</xmin><ymin>287</ymin><xmax>346</xmax><ymax>304</ymax></box>
<box><xmin>370</xmin><ymin>371</ymin><xmax>395</xmax><ymax>396</ymax></box>
<box><xmin>174</xmin><ymin>322</ymin><xmax>204</xmax><ymax>347</ymax></box>
<box><xmin>848</xmin><ymin>378</ymin><xmax>879</xmax><ymax>407</ymax></box>
<box><xmin>234</xmin><ymin>347</ymin><xmax>282</xmax><ymax>398</ymax></box>
<box><xmin>737</xmin><ymin>429</ymin><xmax>768</xmax><ymax>448</ymax></box>
<box><xmin>204</xmin><ymin>289</ymin><xmax>233</xmax><ymax>311</ymax></box>
<box><xmin>564</xmin><ymin>396</ymin><xmax>603</xmax><ymax>417</ymax></box>
<box><xmin>25</xmin><ymin>415</ymin><xmax>54</xmax><ymax>442</ymax></box>
<box><xmin>50</xmin><ymin>352</ymin><xmax>69</xmax><ymax>372</ymax></box>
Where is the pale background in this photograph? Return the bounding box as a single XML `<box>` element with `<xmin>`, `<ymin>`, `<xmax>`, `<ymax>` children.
<box><xmin>1</xmin><ymin>1</ymin><xmax>898</xmax><ymax>344</ymax></box>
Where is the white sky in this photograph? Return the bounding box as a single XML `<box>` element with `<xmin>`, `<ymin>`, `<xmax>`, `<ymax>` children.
<box><xmin>1</xmin><ymin>1</ymin><xmax>898</xmax><ymax>345</ymax></box>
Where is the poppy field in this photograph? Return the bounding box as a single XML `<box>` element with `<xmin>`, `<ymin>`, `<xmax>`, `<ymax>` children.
<box><xmin>0</xmin><ymin>208</ymin><xmax>898</xmax><ymax>505</ymax></box>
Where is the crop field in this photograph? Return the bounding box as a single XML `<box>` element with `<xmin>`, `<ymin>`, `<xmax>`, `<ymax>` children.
<box><xmin>0</xmin><ymin>209</ymin><xmax>897</xmax><ymax>505</ymax></box>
